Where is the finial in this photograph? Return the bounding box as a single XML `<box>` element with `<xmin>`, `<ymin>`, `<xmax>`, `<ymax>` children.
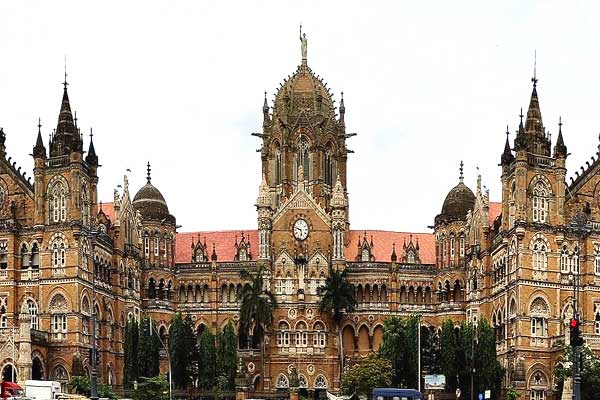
<box><xmin>38</xmin><ymin>118</ymin><xmax>42</xmax><ymax>133</ymax></box>
<box><xmin>90</xmin><ymin>127</ymin><xmax>93</xmax><ymax>139</ymax></box>
<box><xmin>519</xmin><ymin>108</ymin><xmax>524</xmax><ymax>122</ymax></box>
<box><xmin>559</xmin><ymin>116</ymin><xmax>562</xmax><ymax>131</ymax></box>
<box><xmin>506</xmin><ymin>125</ymin><xmax>510</xmax><ymax>137</ymax></box>
<box><xmin>74</xmin><ymin>110</ymin><xmax>78</xmax><ymax>126</ymax></box>
<box><xmin>459</xmin><ymin>160</ymin><xmax>464</xmax><ymax>183</ymax></box>
<box><xmin>63</xmin><ymin>55</ymin><xmax>68</xmax><ymax>90</ymax></box>
<box><xmin>531</xmin><ymin>50</ymin><xmax>538</xmax><ymax>87</ymax></box>
<box><xmin>146</xmin><ymin>162</ymin><xmax>151</xmax><ymax>184</ymax></box>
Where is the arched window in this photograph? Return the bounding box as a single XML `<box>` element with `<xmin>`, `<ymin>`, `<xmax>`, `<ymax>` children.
<box><xmin>594</xmin><ymin>303</ymin><xmax>600</xmax><ymax>335</ymax></box>
<box><xmin>594</xmin><ymin>244</ymin><xmax>600</xmax><ymax>276</ymax></box>
<box><xmin>277</xmin><ymin>321</ymin><xmax>290</xmax><ymax>348</ymax></box>
<box><xmin>449</xmin><ymin>234</ymin><xmax>455</xmax><ymax>261</ymax></box>
<box><xmin>285</xmin><ymin>272</ymin><xmax>293</xmax><ymax>295</ymax></box>
<box><xmin>31</xmin><ymin>242</ymin><xmax>40</xmax><ymax>269</ymax></box>
<box><xmin>27</xmin><ymin>299</ymin><xmax>38</xmax><ymax>330</ymax></box>
<box><xmin>81</xmin><ymin>184</ymin><xmax>89</xmax><ymax>226</ymax></box>
<box><xmin>314</xmin><ymin>375</ymin><xmax>328</xmax><ymax>389</ymax></box>
<box><xmin>275</xmin><ymin>147</ymin><xmax>282</xmax><ymax>185</ymax></box>
<box><xmin>532</xmin><ymin>182</ymin><xmax>549</xmax><ymax>223</ymax></box>
<box><xmin>51</xmin><ymin>238</ymin><xmax>66</xmax><ymax>275</ymax></box>
<box><xmin>530</xmin><ymin>297</ymin><xmax>549</xmax><ymax>339</ymax></box>
<box><xmin>21</xmin><ymin>243</ymin><xmax>30</xmax><ymax>269</ymax></box>
<box><xmin>313</xmin><ymin>322</ymin><xmax>326</xmax><ymax>348</ymax></box>
<box><xmin>532</xmin><ymin>241</ymin><xmax>547</xmax><ymax>271</ymax></box>
<box><xmin>572</xmin><ymin>246</ymin><xmax>580</xmax><ymax>273</ymax></box>
<box><xmin>49</xmin><ymin>293</ymin><xmax>68</xmax><ymax>340</ymax></box>
<box><xmin>560</xmin><ymin>245</ymin><xmax>569</xmax><ymax>273</ymax></box>
<box><xmin>49</xmin><ymin>182</ymin><xmax>67</xmax><ymax>223</ymax></box>
<box><xmin>295</xmin><ymin>321</ymin><xmax>308</xmax><ymax>348</ymax></box>
<box><xmin>276</xmin><ymin>374</ymin><xmax>289</xmax><ymax>389</ymax></box>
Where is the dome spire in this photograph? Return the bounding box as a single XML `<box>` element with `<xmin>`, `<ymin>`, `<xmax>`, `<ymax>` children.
<box><xmin>459</xmin><ymin>160</ymin><xmax>464</xmax><ymax>183</ymax></box>
<box><xmin>146</xmin><ymin>162</ymin><xmax>152</xmax><ymax>184</ymax></box>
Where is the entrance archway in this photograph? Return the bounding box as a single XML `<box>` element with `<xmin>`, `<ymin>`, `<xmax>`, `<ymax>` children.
<box><xmin>32</xmin><ymin>357</ymin><xmax>44</xmax><ymax>380</ymax></box>
<box><xmin>1</xmin><ymin>364</ymin><xmax>16</xmax><ymax>382</ymax></box>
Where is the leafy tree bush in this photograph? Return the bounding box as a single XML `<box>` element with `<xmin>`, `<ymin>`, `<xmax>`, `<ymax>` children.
<box><xmin>342</xmin><ymin>353</ymin><xmax>392</xmax><ymax>396</ymax></box>
<box><xmin>133</xmin><ymin>376</ymin><xmax>169</xmax><ymax>400</ymax></box>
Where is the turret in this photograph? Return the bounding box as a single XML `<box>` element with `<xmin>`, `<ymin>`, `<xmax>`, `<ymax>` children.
<box><xmin>256</xmin><ymin>175</ymin><xmax>273</xmax><ymax>261</ymax></box>
<box><xmin>33</xmin><ymin>119</ymin><xmax>47</xmax><ymax>160</ymax></box>
<box><xmin>49</xmin><ymin>78</ymin><xmax>83</xmax><ymax>158</ymax></box>
<box><xmin>554</xmin><ymin>117</ymin><xmax>567</xmax><ymax>159</ymax></box>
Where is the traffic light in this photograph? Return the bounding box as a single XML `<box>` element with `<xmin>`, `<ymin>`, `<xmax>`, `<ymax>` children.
<box><xmin>570</xmin><ymin>318</ymin><xmax>584</xmax><ymax>347</ymax></box>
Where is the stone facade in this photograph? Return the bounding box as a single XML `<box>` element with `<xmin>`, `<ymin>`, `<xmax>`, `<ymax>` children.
<box><xmin>0</xmin><ymin>38</ymin><xmax>598</xmax><ymax>400</ymax></box>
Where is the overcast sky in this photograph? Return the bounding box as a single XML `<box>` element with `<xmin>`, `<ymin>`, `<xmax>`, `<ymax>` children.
<box><xmin>1</xmin><ymin>1</ymin><xmax>600</xmax><ymax>233</ymax></box>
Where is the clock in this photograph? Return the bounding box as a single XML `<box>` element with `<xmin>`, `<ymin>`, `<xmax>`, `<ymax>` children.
<box><xmin>293</xmin><ymin>218</ymin><xmax>309</xmax><ymax>241</ymax></box>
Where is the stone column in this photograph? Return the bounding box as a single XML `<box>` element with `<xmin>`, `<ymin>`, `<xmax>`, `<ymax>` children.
<box><xmin>17</xmin><ymin>302</ymin><xmax>32</xmax><ymax>381</ymax></box>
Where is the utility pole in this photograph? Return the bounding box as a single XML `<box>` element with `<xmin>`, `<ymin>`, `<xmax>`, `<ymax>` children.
<box><xmin>417</xmin><ymin>314</ymin><xmax>421</xmax><ymax>393</ymax></box>
<box><xmin>90</xmin><ymin>228</ymin><xmax>98</xmax><ymax>400</ymax></box>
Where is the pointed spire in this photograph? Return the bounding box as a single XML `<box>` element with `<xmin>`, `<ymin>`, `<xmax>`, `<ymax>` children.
<box><xmin>390</xmin><ymin>243</ymin><xmax>397</xmax><ymax>263</ymax></box>
<box><xmin>33</xmin><ymin>118</ymin><xmax>47</xmax><ymax>159</ymax></box>
<box><xmin>459</xmin><ymin>161</ymin><xmax>464</xmax><ymax>183</ymax></box>
<box><xmin>51</xmin><ymin>68</ymin><xmax>81</xmax><ymax>157</ymax></box>
<box><xmin>554</xmin><ymin>116</ymin><xmax>568</xmax><ymax>158</ymax></box>
<box><xmin>339</xmin><ymin>91</ymin><xmax>345</xmax><ymax>124</ymax></box>
<box><xmin>501</xmin><ymin>125</ymin><xmax>514</xmax><ymax>165</ymax></box>
<box><xmin>262</xmin><ymin>91</ymin><xmax>270</xmax><ymax>125</ymax></box>
<box><xmin>331</xmin><ymin>174</ymin><xmax>346</xmax><ymax>208</ymax></box>
<box><xmin>146</xmin><ymin>162</ymin><xmax>152</xmax><ymax>184</ymax></box>
<box><xmin>85</xmin><ymin>128</ymin><xmax>98</xmax><ymax>166</ymax></box>
<box><xmin>211</xmin><ymin>243</ymin><xmax>218</xmax><ymax>261</ymax></box>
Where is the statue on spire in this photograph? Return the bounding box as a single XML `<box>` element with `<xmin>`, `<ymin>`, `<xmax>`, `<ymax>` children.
<box><xmin>299</xmin><ymin>25</ymin><xmax>307</xmax><ymax>65</ymax></box>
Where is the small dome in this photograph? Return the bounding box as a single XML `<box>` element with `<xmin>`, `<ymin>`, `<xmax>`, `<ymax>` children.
<box><xmin>133</xmin><ymin>182</ymin><xmax>174</xmax><ymax>223</ymax></box>
<box><xmin>435</xmin><ymin>182</ymin><xmax>475</xmax><ymax>225</ymax></box>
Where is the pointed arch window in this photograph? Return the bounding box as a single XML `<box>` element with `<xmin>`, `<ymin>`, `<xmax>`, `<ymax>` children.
<box><xmin>595</xmin><ymin>244</ymin><xmax>600</xmax><ymax>276</ymax></box>
<box><xmin>572</xmin><ymin>246</ymin><xmax>580</xmax><ymax>273</ymax></box>
<box><xmin>21</xmin><ymin>243</ymin><xmax>30</xmax><ymax>269</ymax></box>
<box><xmin>27</xmin><ymin>299</ymin><xmax>38</xmax><ymax>330</ymax></box>
<box><xmin>295</xmin><ymin>138</ymin><xmax>310</xmax><ymax>181</ymax></box>
<box><xmin>276</xmin><ymin>148</ymin><xmax>282</xmax><ymax>185</ymax></box>
<box><xmin>449</xmin><ymin>234</ymin><xmax>455</xmax><ymax>261</ymax></box>
<box><xmin>52</xmin><ymin>238</ymin><xmax>66</xmax><ymax>275</ymax></box>
<box><xmin>532</xmin><ymin>241</ymin><xmax>547</xmax><ymax>271</ymax></box>
<box><xmin>81</xmin><ymin>184</ymin><xmax>89</xmax><ymax>226</ymax></box>
<box><xmin>532</xmin><ymin>182</ymin><xmax>549</xmax><ymax>223</ymax></box>
<box><xmin>31</xmin><ymin>243</ymin><xmax>40</xmax><ymax>269</ymax></box>
<box><xmin>560</xmin><ymin>245</ymin><xmax>569</xmax><ymax>273</ymax></box>
<box><xmin>49</xmin><ymin>183</ymin><xmax>67</xmax><ymax>223</ymax></box>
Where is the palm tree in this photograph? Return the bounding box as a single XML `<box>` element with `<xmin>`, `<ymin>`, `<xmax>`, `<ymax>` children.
<box><xmin>318</xmin><ymin>267</ymin><xmax>357</xmax><ymax>383</ymax></box>
<box><xmin>239</xmin><ymin>264</ymin><xmax>276</xmax><ymax>387</ymax></box>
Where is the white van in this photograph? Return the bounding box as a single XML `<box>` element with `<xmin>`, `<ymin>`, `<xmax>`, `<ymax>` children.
<box><xmin>24</xmin><ymin>380</ymin><xmax>62</xmax><ymax>400</ymax></box>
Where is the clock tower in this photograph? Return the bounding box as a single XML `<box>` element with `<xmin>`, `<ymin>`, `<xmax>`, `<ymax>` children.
<box><xmin>254</xmin><ymin>30</ymin><xmax>352</xmax><ymax>389</ymax></box>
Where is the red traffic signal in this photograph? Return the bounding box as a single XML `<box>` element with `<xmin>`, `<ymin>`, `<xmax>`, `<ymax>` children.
<box><xmin>570</xmin><ymin>318</ymin><xmax>584</xmax><ymax>347</ymax></box>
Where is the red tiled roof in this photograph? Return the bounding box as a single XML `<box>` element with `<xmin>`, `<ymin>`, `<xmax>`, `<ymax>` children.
<box><xmin>346</xmin><ymin>230</ymin><xmax>435</xmax><ymax>264</ymax></box>
<box><xmin>176</xmin><ymin>231</ymin><xmax>260</xmax><ymax>263</ymax></box>
<box><xmin>175</xmin><ymin>230</ymin><xmax>436</xmax><ymax>264</ymax></box>
<box><xmin>99</xmin><ymin>202</ymin><xmax>115</xmax><ymax>224</ymax></box>
<box><xmin>489</xmin><ymin>202</ymin><xmax>501</xmax><ymax>225</ymax></box>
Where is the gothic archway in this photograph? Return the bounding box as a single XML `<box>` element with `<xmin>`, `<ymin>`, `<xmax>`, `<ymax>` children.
<box><xmin>1</xmin><ymin>364</ymin><xmax>16</xmax><ymax>382</ymax></box>
<box><xmin>32</xmin><ymin>357</ymin><xmax>44</xmax><ymax>380</ymax></box>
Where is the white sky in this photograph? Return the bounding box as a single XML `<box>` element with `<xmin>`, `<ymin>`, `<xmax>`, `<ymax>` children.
<box><xmin>1</xmin><ymin>1</ymin><xmax>600</xmax><ymax>233</ymax></box>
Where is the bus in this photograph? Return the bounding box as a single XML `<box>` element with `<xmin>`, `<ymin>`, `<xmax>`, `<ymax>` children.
<box><xmin>373</xmin><ymin>388</ymin><xmax>422</xmax><ymax>400</ymax></box>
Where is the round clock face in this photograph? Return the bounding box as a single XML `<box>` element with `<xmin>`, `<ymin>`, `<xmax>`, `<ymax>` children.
<box><xmin>293</xmin><ymin>219</ymin><xmax>309</xmax><ymax>241</ymax></box>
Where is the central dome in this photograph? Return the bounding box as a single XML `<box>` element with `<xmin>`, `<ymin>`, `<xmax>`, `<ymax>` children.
<box><xmin>272</xmin><ymin>64</ymin><xmax>337</xmax><ymax>124</ymax></box>
<box><xmin>132</xmin><ymin>167</ymin><xmax>175</xmax><ymax>224</ymax></box>
<box><xmin>435</xmin><ymin>181</ymin><xmax>475</xmax><ymax>225</ymax></box>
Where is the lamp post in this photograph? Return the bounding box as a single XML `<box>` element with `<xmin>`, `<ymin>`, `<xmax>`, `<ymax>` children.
<box><xmin>89</xmin><ymin>228</ymin><xmax>99</xmax><ymax>400</ymax></box>
<box><xmin>569</xmin><ymin>211</ymin><xmax>590</xmax><ymax>400</ymax></box>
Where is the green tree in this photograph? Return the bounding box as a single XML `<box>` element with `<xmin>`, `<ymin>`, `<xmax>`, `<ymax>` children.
<box><xmin>124</xmin><ymin>317</ymin><xmax>140</xmax><ymax>387</ymax></box>
<box><xmin>133</xmin><ymin>376</ymin><xmax>169</xmax><ymax>400</ymax></box>
<box><xmin>137</xmin><ymin>315</ymin><xmax>160</xmax><ymax>378</ymax></box>
<box><xmin>169</xmin><ymin>312</ymin><xmax>195</xmax><ymax>388</ymax></box>
<box><xmin>318</xmin><ymin>267</ymin><xmax>356</xmax><ymax>381</ymax></box>
<box><xmin>71</xmin><ymin>376</ymin><xmax>91</xmax><ymax>396</ymax></box>
<box><xmin>421</xmin><ymin>325</ymin><xmax>441</xmax><ymax>374</ymax></box>
<box><xmin>439</xmin><ymin>319</ymin><xmax>458</xmax><ymax>391</ymax></box>
<box><xmin>475</xmin><ymin>319</ymin><xmax>502</xmax><ymax>398</ymax></box>
<box><xmin>554</xmin><ymin>344</ymin><xmax>600</xmax><ymax>399</ymax></box>
<box><xmin>239</xmin><ymin>264</ymin><xmax>276</xmax><ymax>384</ymax></box>
<box><xmin>198</xmin><ymin>328</ymin><xmax>216</xmax><ymax>390</ymax></box>
<box><xmin>457</xmin><ymin>321</ymin><xmax>474</xmax><ymax>398</ymax></box>
<box><xmin>98</xmin><ymin>384</ymin><xmax>118</xmax><ymax>400</ymax></box>
<box><xmin>341</xmin><ymin>353</ymin><xmax>392</xmax><ymax>396</ymax></box>
<box><xmin>217</xmin><ymin>321</ymin><xmax>238</xmax><ymax>390</ymax></box>
<box><xmin>378</xmin><ymin>315</ymin><xmax>419</xmax><ymax>388</ymax></box>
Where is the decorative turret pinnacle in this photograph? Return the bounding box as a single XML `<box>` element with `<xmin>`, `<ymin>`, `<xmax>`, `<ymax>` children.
<box><xmin>331</xmin><ymin>175</ymin><xmax>346</xmax><ymax>208</ymax></box>
<box><xmin>501</xmin><ymin>125</ymin><xmax>514</xmax><ymax>165</ymax></box>
<box><xmin>554</xmin><ymin>116</ymin><xmax>568</xmax><ymax>158</ymax></box>
<box><xmin>33</xmin><ymin>118</ymin><xmax>47</xmax><ymax>159</ymax></box>
<box><xmin>459</xmin><ymin>160</ymin><xmax>464</xmax><ymax>183</ymax></box>
<box><xmin>85</xmin><ymin>128</ymin><xmax>98</xmax><ymax>166</ymax></box>
<box><xmin>339</xmin><ymin>91</ymin><xmax>345</xmax><ymax>124</ymax></box>
<box><xmin>211</xmin><ymin>243</ymin><xmax>218</xmax><ymax>261</ymax></box>
<box><xmin>257</xmin><ymin>174</ymin><xmax>272</xmax><ymax>208</ymax></box>
<box><xmin>146</xmin><ymin>162</ymin><xmax>152</xmax><ymax>184</ymax></box>
<box><xmin>390</xmin><ymin>243</ymin><xmax>397</xmax><ymax>263</ymax></box>
<box><xmin>262</xmin><ymin>91</ymin><xmax>270</xmax><ymax>125</ymax></box>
